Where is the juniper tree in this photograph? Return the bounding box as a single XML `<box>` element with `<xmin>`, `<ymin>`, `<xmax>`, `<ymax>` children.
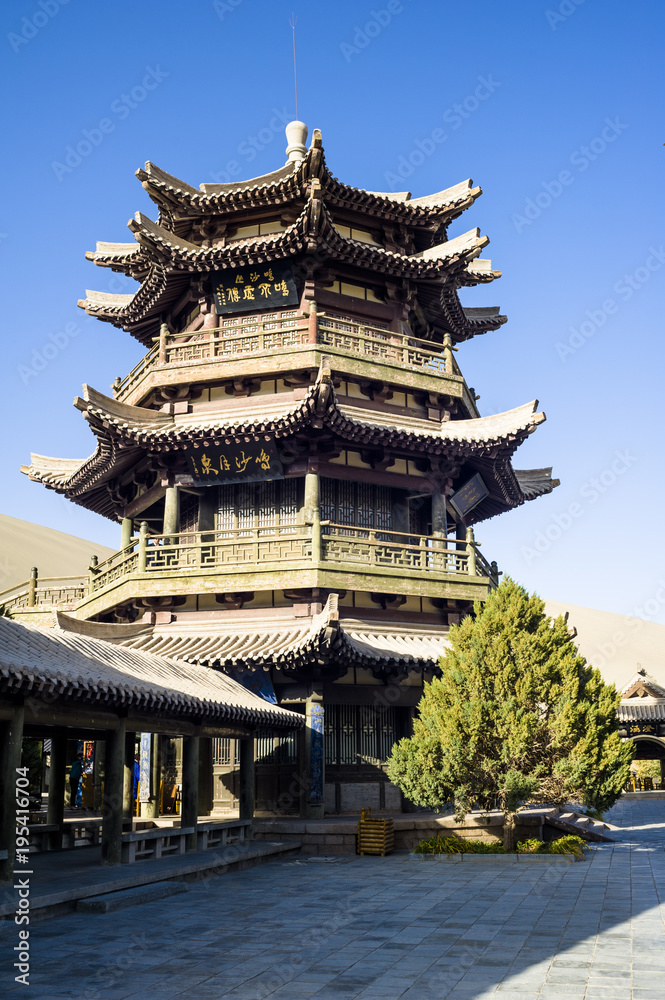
<box><xmin>387</xmin><ymin>579</ymin><xmax>631</xmax><ymax>849</ymax></box>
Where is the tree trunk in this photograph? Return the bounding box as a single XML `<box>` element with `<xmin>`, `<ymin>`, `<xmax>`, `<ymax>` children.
<box><xmin>503</xmin><ymin>810</ymin><xmax>517</xmax><ymax>852</ymax></box>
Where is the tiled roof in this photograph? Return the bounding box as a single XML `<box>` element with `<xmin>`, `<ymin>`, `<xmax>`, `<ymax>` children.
<box><xmin>22</xmin><ymin>361</ymin><xmax>555</xmax><ymax>521</ymax></box>
<box><xmin>82</xmin><ymin>130</ymin><xmax>499</xmax><ymax>347</ymax></box>
<box><xmin>514</xmin><ymin>469</ymin><xmax>560</xmax><ymax>498</ymax></box>
<box><xmin>136</xmin><ymin>134</ymin><xmax>480</xmax><ymax>226</ymax></box>
<box><xmin>617</xmin><ymin>702</ymin><xmax>665</xmax><ymax>722</ymax></box>
<box><xmin>0</xmin><ymin>616</ymin><xmax>303</xmax><ymax>729</ymax></box>
<box><xmin>54</xmin><ymin>596</ymin><xmax>449</xmax><ymax>679</ymax></box>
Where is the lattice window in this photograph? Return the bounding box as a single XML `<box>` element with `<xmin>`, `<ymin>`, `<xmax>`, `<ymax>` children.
<box><xmin>325</xmin><ymin>706</ymin><xmax>398</xmax><ymax>766</ymax></box>
<box><xmin>256</xmin><ymin>729</ymin><xmax>276</xmax><ymax>764</ymax></box>
<box><xmin>320</xmin><ymin>479</ymin><xmax>396</xmax><ymax>534</ymax></box>
<box><xmin>376</xmin><ymin>487</ymin><xmax>392</xmax><ymax>532</ymax></box>
<box><xmin>320</xmin><ymin>478</ymin><xmax>336</xmax><ymax>525</ymax></box>
<box><xmin>213</xmin><ymin>738</ymin><xmax>231</xmax><ymax>765</ymax></box>
<box><xmin>278</xmin><ymin>731</ymin><xmax>298</xmax><ymax>765</ymax></box>
<box><xmin>357</xmin><ymin>483</ymin><xmax>373</xmax><ymax>530</ymax></box>
<box><xmin>217</xmin><ymin>485</ymin><xmax>235</xmax><ymax>536</ymax></box>
<box><xmin>217</xmin><ymin>481</ymin><xmax>303</xmax><ymax>535</ymax></box>
<box><xmin>279</xmin><ymin>479</ymin><xmax>298</xmax><ymax>529</ymax></box>
<box><xmin>339</xmin><ymin>705</ymin><xmax>357</xmax><ymax>765</ymax></box>
<box><xmin>257</xmin><ymin>482</ymin><xmax>276</xmax><ymax>531</ymax></box>
<box><xmin>359</xmin><ymin>706</ymin><xmax>380</xmax><ymax>765</ymax></box>
<box><xmin>324</xmin><ymin>310</ymin><xmax>388</xmax><ymax>332</ymax></box>
<box><xmin>180</xmin><ymin>493</ymin><xmax>199</xmax><ymax>543</ymax></box>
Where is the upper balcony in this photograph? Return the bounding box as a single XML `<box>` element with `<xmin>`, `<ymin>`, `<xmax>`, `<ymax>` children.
<box><xmin>113</xmin><ymin>310</ymin><xmax>478</xmax><ymax>415</ymax></box>
<box><xmin>0</xmin><ymin>524</ymin><xmax>499</xmax><ymax>624</ymax></box>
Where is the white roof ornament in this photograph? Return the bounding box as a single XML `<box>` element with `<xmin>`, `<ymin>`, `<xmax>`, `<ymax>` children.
<box><xmin>285</xmin><ymin>120</ymin><xmax>308</xmax><ymax>162</ymax></box>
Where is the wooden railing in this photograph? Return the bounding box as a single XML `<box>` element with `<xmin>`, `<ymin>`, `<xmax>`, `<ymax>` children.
<box><xmin>317</xmin><ymin>315</ymin><xmax>457</xmax><ymax>376</ymax></box>
<box><xmin>113</xmin><ymin>311</ymin><xmax>460</xmax><ymax>402</ymax></box>
<box><xmin>89</xmin><ymin>525</ymin><xmax>313</xmax><ymax>592</ymax></box>
<box><xmin>0</xmin><ymin>575</ymin><xmax>86</xmax><ymax>612</ymax></box>
<box><xmin>321</xmin><ymin>524</ymin><xmax>493</xmax><ymax>579</ymax></box>
<box><xmin>0</xmin><ymin>527</ymin><xmax>497</xmax><ymax>611</ymax></box>
<box><xmin>86</xmin><ymin>524</ymin><xmax>494</xmax><ymax>594</ymax></box>
<box><xmin>112</xmin><ymin>342</ymin><xmax>159</xmax><ymax>401</ymax></box>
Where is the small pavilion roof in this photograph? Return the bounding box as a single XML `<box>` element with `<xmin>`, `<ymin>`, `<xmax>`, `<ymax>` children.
<box><xmin>0</xmin><ymin>615</ymin><xmax>303</xmax><ymax>729</ymax></box>
<box><xmin>22</xmin><ymin>361</ymin><xmax>557</xmax><ymax>523</ymax></box>
<box><xmin>54</xmin><ymin>596</ymin><xmax>449</xmax><ymax>680</ymax></box>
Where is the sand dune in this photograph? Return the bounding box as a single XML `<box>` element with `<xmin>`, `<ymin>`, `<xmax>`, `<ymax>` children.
<box><xmin>545</xmin><ymin>599</ymin><xmax>665</xmax><ymax>691</ymax></box>
<box><xmin>0</xmin><ymin>514</ymin><xmax>115</xmax><ymax>593</ymax></box>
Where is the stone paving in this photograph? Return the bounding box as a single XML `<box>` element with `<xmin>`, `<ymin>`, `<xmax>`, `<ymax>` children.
<box><xmin>1</xmin><ymin>794</ymin><xmax>664</xmax><ymax>1000</ymax></box>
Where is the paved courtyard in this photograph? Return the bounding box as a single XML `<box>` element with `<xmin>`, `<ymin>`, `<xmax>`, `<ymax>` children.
<box><xmin>1</xmin><ymin>795</ymin><xmax>664</xmax><ymax>1000</ymax></box>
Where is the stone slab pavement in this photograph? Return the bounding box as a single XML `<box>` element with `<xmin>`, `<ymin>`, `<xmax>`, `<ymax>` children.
<box><xmin>1</xmin><ymin>794</ymin><xmax>664</xmax><ymax>1000</ymax></box>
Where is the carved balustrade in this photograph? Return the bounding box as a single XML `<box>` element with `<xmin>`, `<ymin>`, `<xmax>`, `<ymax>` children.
<box><xmin>0</xmin><ymin>576</ymin><xmax>87</xmax><ymax>613</ymax></box>
<box><xmin>90</xmin><ymin>525</ymin><xmax>313</xmax><ymax>592</ymax></box>
<box><xmin>0</xmin><ymin>527</ymin><xmax>496</xmax><ymax>612</ymax></box>
<box><xmin>113</xmin><ymin>312</ymin><xmax>460</xmax><ymax>402</ymax></box>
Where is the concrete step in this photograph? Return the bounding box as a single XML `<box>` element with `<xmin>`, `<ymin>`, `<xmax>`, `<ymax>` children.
<box><xmin>77</xmin><ymin>880</ymin><xmax>187</xmax><ymax>913</ymax></box>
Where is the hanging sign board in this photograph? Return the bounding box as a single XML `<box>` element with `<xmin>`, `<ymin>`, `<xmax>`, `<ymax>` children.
<box><xmin>211</xmin><ymin>261</ymin><xmax>298</xmax><ymax>315</ymax></box>
<box><xmin>186</xmin><ymin>439</ymin><xmax>284</xmax><ymax>486</ymax></box>
<box><xmin>450</xmin><ymin>473</ymin><xmax>489</xmax><ymax>519</ymax></box>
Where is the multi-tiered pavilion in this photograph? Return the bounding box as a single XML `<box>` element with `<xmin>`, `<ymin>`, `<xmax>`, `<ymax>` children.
<box><xmin>12</xmin><ymin>121</ymin><xmax>558</xmax><ymax>818</ymax></box>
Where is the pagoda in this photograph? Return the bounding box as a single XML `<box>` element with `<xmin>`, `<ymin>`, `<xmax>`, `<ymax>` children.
<box><xmin>16</xmin><ymin>121</ymin><xmax>558</xmax><ymax>817</ymax></box>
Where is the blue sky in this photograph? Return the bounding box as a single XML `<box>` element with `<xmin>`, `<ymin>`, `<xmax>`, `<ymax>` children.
<box><xmin>1</xmin><ymin>0</ymin><xmax>663</xmax><ymax>622</ymax></box>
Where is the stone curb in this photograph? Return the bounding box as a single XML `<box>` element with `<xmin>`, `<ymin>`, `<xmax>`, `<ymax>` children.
<box><xmin>408</xmin><ymin>851</ymin><xmax>583</xmax><ymax>863</ymax></box>
<box><xmin>77</xmin><ymin>880</ymin><xmax>187</xmax><ymax>913</ymax></box>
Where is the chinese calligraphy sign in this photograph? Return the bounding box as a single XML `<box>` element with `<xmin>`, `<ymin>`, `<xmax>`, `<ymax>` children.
<box><xmin>211</xmin><ymin>261</ymin><xmax>298</xmax><ymax>315</ymax></box>
<box><xmin>450</xmin><ymin>473</ymin><xmax>489</xmax><ymax>519</ymax></box>
<box><xmin>186</xmin><ymin>439</ymin><xmax>284</xmax><ymax>485</ymax></box>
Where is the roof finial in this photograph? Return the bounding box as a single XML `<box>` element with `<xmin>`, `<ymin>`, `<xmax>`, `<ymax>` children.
<box><xmin>285</xmin><ymin>15</ymin><xmax>308</xmax><ymax>163</ymax></box>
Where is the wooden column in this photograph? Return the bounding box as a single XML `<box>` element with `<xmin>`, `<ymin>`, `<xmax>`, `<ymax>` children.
<box><xmin>93</xmin><ymin>739</ymin><xmax>104</xmax><ymax>811</ymax></box>
<box><xmin>46</xmin><ymin>729</ymin><xmax>67</xmax><ymax>850</ymax></box>
<box><xmin>158</xmin><ymin>322</ymin><xmax>168</xmax><ymax>363</ymax></box>
<box><xmin>120</xmin><ymin>517</ymin><xmax>133</xmax><ymax>550</ymax></box>
<box><xmin>431</xmin><ymin>490</ymin><xmax>446</xmax><ymax>566</ymax></box>
<box><xmin>163</xmin><ymin>485</ymin><xmax>180</xmax><ymax>538</ymax></box>
<box><xmin>198</xmin><ymin>737</ymin><xmax>213</xmax><ymax>817</ymax></box>
<box><xmin>300</xmin><ymin>691</ymin><xmax>325</xmax><ymax>820</ymax></box>
<box><xmin>307</xmin><ymin>299</ymin><xmax>318</xmax><ymax>345</ymax></box>
<box><xmin>141</xmin><ymin>734</ymin><xmax>161</xmax><ymax>819</ymax></box>
<box><xmin>181</xmin><ymin>736</ymin><xmax>199</xmax><ymax>851</ymax></box>
<box><xmin>138</xmin><ymin>520</ymin><xmax>149</xmax><ymax>572</ymax></box>
<box><xmin>0</xmin><ymin>702</ymin><xmax>25</xmax><ymax>880</ymax></box>
<box><xmin>431</xmin><ymin>490</ymin><xmax>447</xmax><ymax>537</ymax></box>
<box><xmin>123</xmin><ymin>731</ymin><xmax>135</xmax><ymax>826</ymax></box>
<box><xmin>305</xmin><ymin>469</ymin><xmax>321</xmax><ymax>563</ymax></box>
<box><xmin>466</xmin><ymin>526</ymin><xmax>477</xmax><ymax>576</ymax></box>
<box><xmin>28</xmin><ymin>567</ymin><xmax>37</xmax><ymax>607</ymax></box>
<box><xmin>239</xmin><ymin>737</ymin><xmax>255</xmax><ymax>822</ymax></box>
<box><xmin>101</xmin><ymin>720</ymin><xmax>125</xmax><ymax>865</ymax></box>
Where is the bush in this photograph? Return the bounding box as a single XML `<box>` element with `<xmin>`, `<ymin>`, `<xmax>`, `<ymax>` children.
<box><xmin>388</xmin><ymin>580</ymin><xmax>632</xmax><ymax>851</ymax></box>
<box><xmin>415</xmin><ymin>832</ymin><xmax>588</xmax><ymax>858</ymax></box>
<box><xmin>414</xmin><ymin>834</ymin><xmax>505</xmax><ymax>855</ymax></box>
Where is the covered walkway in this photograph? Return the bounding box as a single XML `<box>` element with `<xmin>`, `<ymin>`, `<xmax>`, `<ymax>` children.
<box><xmin>0</xmin><ymin>615</ymin><xmax>303</xmax><ymax>879</ymax></box>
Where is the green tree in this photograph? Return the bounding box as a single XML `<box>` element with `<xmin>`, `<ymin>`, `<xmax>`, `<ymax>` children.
<box><xmin>387</xmin><ymin>579</ymin><xmax>632</xmax><ymax>849</ymax></box>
